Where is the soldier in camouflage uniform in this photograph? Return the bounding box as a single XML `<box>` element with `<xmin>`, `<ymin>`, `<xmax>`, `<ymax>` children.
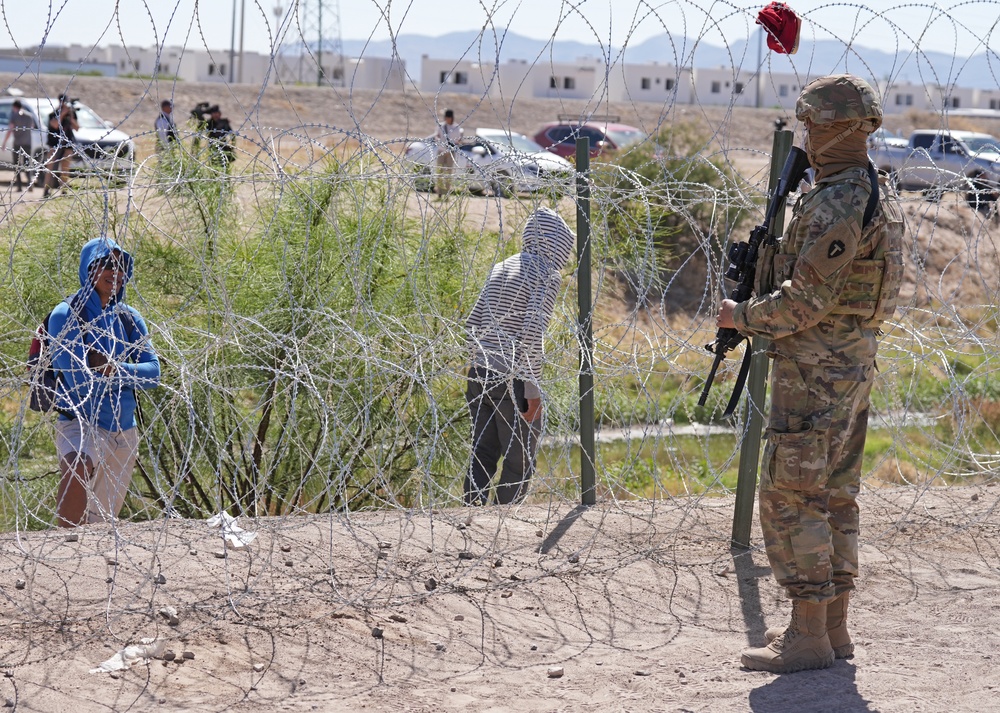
<box><xmin>717</xmin><ymin>74</ymin><xmax>905</xmax><ymax>674</ymax></box>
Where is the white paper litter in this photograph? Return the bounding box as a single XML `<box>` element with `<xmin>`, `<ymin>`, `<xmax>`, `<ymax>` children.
<box><xmin>90</xmin><ymin>638</ymin><xmax>164</xmax><ymax>674</ymax></box>
<box><xmin>207</xmin><ymin>512</ymin><xmax>258</xmax><ymax>550</ymax></box>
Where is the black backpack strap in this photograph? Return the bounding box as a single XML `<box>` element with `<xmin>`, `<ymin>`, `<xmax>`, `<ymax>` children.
<box><xmin>862</xmin><ymin>162</ymin><xmax>879</xmax><ymax>229</ymax></box>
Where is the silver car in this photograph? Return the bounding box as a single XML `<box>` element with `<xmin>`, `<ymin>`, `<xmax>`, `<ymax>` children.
<box><xmin>404</xmin><ymin>127</ymin><xmax>573</xmax><ymax>196</ymax></box>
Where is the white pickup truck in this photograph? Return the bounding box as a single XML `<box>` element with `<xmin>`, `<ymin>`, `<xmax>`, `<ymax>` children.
<box><xmin>869</xmin><ymin>129</ymin><xmax>1000</xmax><ymax>209</ymax></box>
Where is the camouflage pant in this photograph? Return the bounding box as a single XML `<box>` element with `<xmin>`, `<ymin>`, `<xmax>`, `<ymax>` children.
<box><xmin>759</xmin><ymin>356</ymin><xmax>874</xmax><ymax>603</ymax></box>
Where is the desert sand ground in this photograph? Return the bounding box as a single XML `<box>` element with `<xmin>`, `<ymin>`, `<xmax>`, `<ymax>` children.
<box><xmin>1</xmin><ymin>486</ymin><xmax>999</xmax><ymax>712</ymax></box>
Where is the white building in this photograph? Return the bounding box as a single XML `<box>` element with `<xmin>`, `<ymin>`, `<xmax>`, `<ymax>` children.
<box><xmin>421</xmin><ymin>55</ymin><xmax>605</xmax><ymax>101</ymax></box>
<box><xmin>535</xmin><ymin>58</ymin><xmax>603</xmax><ymax>100</ymax></box>
<box><xmin>881</xmin><ymin>80</ymin><xmax>933</xmax><ymax>113</ymax></box>
<box><xmin>53</xmin><ymin>43</ymin><xmax>404</xmax><ymax>91</ymax></box>
<box><xmin>973</xmin><ymin>87</ymin><xmax>1000</xmax><ymax>111</ymax></box>
<box><xmin>422</xmin><ymin>55</ymin><xmax>697</xmax><ymax>106</ymax></box>
<box><xmin>607</xmin><ymin>61</ymin><xmax>694</xmax><ymax>106</ymax></box>
<box><xmin>924</xmin><ymin>83</ymin><xmax>976</xmax><ymax>111</ymax></box>
<box><xmin>755</xmin><ymin>72</ymin><xmax>819</xmax><ymax>113</ymax></box>
<box><xmin>691</xmin><ymin>66</ymin><xmax>758</xmax><ymax>108</ymax></box>
<box><xmin>420</xmin><ymin>57</ymin><xmax>493</xmax><ymax>96</ymax></box>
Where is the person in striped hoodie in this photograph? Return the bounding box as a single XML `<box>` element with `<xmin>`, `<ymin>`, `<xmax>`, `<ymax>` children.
<box><xmin>464</xmin><ymin>207</ymin><xmax>575</xmax><ymax>505</ymax></box>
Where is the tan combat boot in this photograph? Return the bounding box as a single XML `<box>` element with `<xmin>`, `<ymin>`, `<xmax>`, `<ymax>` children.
<box><xmin>764</xmin><ymin>592</ymin><xmax>854</xmax><ymax>658</ymax></box>
<box><xmin>742</xmin><ymin>599</ymin><xmax>835</xmax><ymax>673</ymax></box>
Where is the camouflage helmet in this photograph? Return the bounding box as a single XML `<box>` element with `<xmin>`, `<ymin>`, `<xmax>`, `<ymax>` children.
<box><xmin>795</xmin><ymin>74</ymin><xmax>882</xmax><ymax>130</ymax></box>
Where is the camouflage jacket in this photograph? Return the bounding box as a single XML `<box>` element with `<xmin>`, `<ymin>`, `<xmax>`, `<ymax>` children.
<box><xmin>732</xmin><ymin>166</ymin><xmax>904</xmax><ymax>369</ymax></box>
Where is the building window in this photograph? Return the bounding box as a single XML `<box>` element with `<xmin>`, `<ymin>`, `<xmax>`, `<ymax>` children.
<box><xmin>950</xmin><ymin>96</ymin><xmax>960</xmax><ymax>108</ymax></box>
<box><xmin>895</xmin><ymin>94</ymin><xmax>903</xmax><ymax>105</ymax></box>
<box><xmin>734</xmin><ymin>82</ymin><xmax>744</xmax><ymax>95</ymax></box>
<box><xmin>779</xmin><ymin>84</ymin><xmax>788</xmax><ymax>97</ymax></box>
<box><xmin>132</xmin><ymin>60</ymin><xmax>140</xmax><ymax>72</ymax></box>
<box><xmin>208</xmin><ymin>64</ymin><xmax>215</xmax><ymax>76</ymax></box>
<box><xmin>906</xmin><ymin>94</ymin><xmax>913</xmax><ymax>106</ymax></box>
<box><xmin>219</xmin><ymin>64</ymin><xmax>226</xmax><ymax>76</ymax></box>
<box><xmin>550</xmin><ymin>76</ymin><xmax>557</xmax><ymax>89</ymax></box>
<box><xmin>454</xmin><ymin>71</ymin><xmax>468</xmax><ymax>85</ymax></box>
<box><xmin>711</xmin><ymin>81</ymin><xmax>721</xmax><ymax>93</ymax></box>
<box><xmin>564</xmin><ymin>77</ymin><xmax>575</xmax><ymax>90</ymax></box>
<box><xmin>439</xmin><ymin>71</ymin><xmax>448</xmax><ymax>84</ymax></box>
<box><xmin>991</xmin><ymin>99</ymin><xmax>998</xmax><ymax>110</ymax></box>
<box><xmin>665</xmin><ymin>78</ymin><xmax>674</xmax><ymax>90</ymax></box>
<box><xmin>641</xmin><ymin>77</ymin><xmax>651</xmax><ymax>90</ymax></box>
<box><xmin>162</xmin><ymin>64</ymin><xmax>170</xmax><ymax>75</ymax></box>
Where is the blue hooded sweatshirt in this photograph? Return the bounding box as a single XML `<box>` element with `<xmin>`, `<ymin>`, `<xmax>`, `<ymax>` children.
<box><xmin>46</xmin><ymin>237</ymin><xmax>160</xmax><ymax>431</ymax></box>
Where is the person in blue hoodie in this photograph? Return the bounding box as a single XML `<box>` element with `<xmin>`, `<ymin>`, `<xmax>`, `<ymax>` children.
<box><xmin>47</xmin><ymin>237</ymin><xmax>160</xmax><ymax>527</ymax></box>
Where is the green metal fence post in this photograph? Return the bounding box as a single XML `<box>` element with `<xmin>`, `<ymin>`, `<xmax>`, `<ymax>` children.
<box><xmin>576</xmin><ymin>137</ymin><xmax>596</xmax><ymax>506</ymax></box>
<box><xmin>731</xmin><ymin>129</ymin><xmax>794</xmax><ymax>548</ymax></box>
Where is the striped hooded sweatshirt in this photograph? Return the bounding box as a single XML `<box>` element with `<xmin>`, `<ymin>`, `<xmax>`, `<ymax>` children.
<box><xmin>466</xmin><ymin>208</ymin><xmax>575</xmax><ymax>399</ymax></box>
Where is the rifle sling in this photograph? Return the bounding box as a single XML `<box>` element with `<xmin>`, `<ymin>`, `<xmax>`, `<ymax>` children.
<box><xmin>722</xmin><ymin>346</ymin><xmax>754</xmax><ymax>419</ymax></box>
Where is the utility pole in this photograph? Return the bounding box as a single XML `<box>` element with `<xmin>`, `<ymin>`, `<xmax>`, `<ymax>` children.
<box><xmin>229</xmin><ymin>0</ymin><xmax>237</xmax><ymax>83</ymax></box>
<box><xmin>298</xmin><ymin>1</ymin><xmax>344</xmax><ymax>87</ymax></box>
<box><xmin>317</xmin><ymin>0</ymin><xmax>323</xmax><ymax>85</ymax></box>
<box><xmin>238</xmin><ymin>0</ymin><xmax>246</xmax><ymax>83</ymax></box>
<box><xmin>755</xmin><ymin>26</ymin><xmax>763</xmax><ymax>109</ymax></box>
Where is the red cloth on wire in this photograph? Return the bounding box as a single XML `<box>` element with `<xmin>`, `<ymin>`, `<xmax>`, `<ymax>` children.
<box><xmin>756</xmin><ymin>2</ymin><xmax>801</xmax><ymax>55</ymax></box>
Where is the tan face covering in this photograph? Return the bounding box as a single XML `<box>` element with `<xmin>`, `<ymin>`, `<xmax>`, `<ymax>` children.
<box><xmin>805</xmin><ymin>120</ymin><xmax>874</xmax><ymax>180</ymax></box>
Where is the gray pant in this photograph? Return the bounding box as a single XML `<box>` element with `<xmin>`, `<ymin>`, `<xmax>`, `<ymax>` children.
<box><xmin>11</xmin><ymin>143</ymin><xmax>32</xmax><ymax>189</ymax></box>
<box><xmin>465</xmin><ymin>366</ymin><xmax>540</xmax><ymax>505</ymax></box>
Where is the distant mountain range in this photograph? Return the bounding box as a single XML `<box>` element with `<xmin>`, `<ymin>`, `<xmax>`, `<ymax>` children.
<box><xmin>341</xmin><ymin>29</ymin><xmax>998</xmax><ymax>90</ymax></box>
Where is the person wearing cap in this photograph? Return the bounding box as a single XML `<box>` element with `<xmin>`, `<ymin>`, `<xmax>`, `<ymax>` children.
<box><xmin>434</xmin><ymin>108</ymin><xmax>463</xmax><ymax>195</ymax></box>
<box><xmin>43</xmin><ymin>94</ymin><xmax>78</xmax><ymax>198</ymax></box>
<box><xmin>205</xmin><ymin>104</ymin><xmax>235</xmax><ymax>168</ymax></box>
<box><xmin>464</xmin><ymin>208</ymin><xmax>575</xmax><ymax>505</ymax></box>
<box><xmin>155</xmin><ymin>99</ymin><xmax>179</xmax><ymax>149</ymax></box>
<box><xmin>716</xmin><ymin>74</ymin><xmax>905</xmax><ymax>673</ymax></box>
<box><xmin>46</xmin><ymin>237</ymin><xmax>160</xmax><ymax>527</ymax></box>
<box><xmin>2</xmin><ymin>99</ymin><xmax>38</xmax><ymax>192</ymax></box>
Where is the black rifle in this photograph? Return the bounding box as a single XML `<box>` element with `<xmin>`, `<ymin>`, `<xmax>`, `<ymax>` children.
<box><xmin>698</xmin><ymin>146</ymin><xmax>811</xmax><ymax>417</ymax></box>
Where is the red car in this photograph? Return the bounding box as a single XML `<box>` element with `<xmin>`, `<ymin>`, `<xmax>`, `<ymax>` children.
<box><xmin>533</xmin><ymin>121</ymin><xmax>646</xmax><ymax>158</ymax></box>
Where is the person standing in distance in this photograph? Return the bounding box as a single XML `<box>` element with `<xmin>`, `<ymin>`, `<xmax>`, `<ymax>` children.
<box><xmin>716</xmin><ymin>74</ymin><xmax>905</xmax><ymax>673</ymax></box>
<box><xmin>205</xmin><ymin>105</ymin><xmax>235</xmax><ymax>169</ymax></box>
<box><xmin>43</xmin><ymin>94</ymin><xmax>78</xmax><ymax>198</ymax></box>
<box><xmin>47</xmin><ymin>237</ymin><xmax>161</xmax><ymax>526</ymax></box>
<box><xmin>155</xmin><ymin>99</ymin><xmax>179</xmax><ymax>149</ymax></box>
<box><xmin>464</xmin><ymin>208</ymin><xmax>575</xmax><ymax>505</ymax></box>
<box><xmin>2</xmin><ymin>99</ymin><xmax>38</xmax><ymax>191</ymax></box>
<box><xmin>434</xmin><ymin>108</ymin><xmax>463</xmax><ymax>196</ymax></box>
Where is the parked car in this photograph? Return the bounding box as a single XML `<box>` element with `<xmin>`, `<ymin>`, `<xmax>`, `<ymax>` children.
<box><xmin>0</xmin><ymin>95</ymin><xmax>135</xmax><ymax>182</ymax></box>
<box><xmin>533</xmin><ymin>120</ymin><xmax>646</xmax><ymax>158</ymax></box>
<box><xmin>404</xmin><ymin>127</ymin><xmax>573</xmax><ymax>196</ymax></box>
<box><xmin>869</xmin><ymin>128</ymin><xmax>1000</xmax><ymax>208</ymax></box>
<box><xmin>867</xmin><ymin>127</ymin><xmax>909</xmax><ymax>151</ymax></box>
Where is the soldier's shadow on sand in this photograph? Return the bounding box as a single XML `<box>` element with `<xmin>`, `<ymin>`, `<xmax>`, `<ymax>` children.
<box><xmin>748</xmin><ymin>661</ymin><xmax>877</xmax><ymax>712</ymax></box>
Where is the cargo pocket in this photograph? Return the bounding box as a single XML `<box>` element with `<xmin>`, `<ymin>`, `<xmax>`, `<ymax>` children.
<box><xmin>765</xmin><ymin>424</ymin><xmax>829</xmax><ymax>494</ymax></box>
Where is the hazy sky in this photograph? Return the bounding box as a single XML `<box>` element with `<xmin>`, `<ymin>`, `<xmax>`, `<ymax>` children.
<box><xmin>2</xmin><ymin>1</ymin><xmax>996</xmax><ymax>58</ymax></box>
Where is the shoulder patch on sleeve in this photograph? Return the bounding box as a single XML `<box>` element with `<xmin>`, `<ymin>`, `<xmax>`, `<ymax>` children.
<box><xmin>827</xmin><ymin>240</ymin><xmax>846</xmax><ymax>259</ymax></box>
